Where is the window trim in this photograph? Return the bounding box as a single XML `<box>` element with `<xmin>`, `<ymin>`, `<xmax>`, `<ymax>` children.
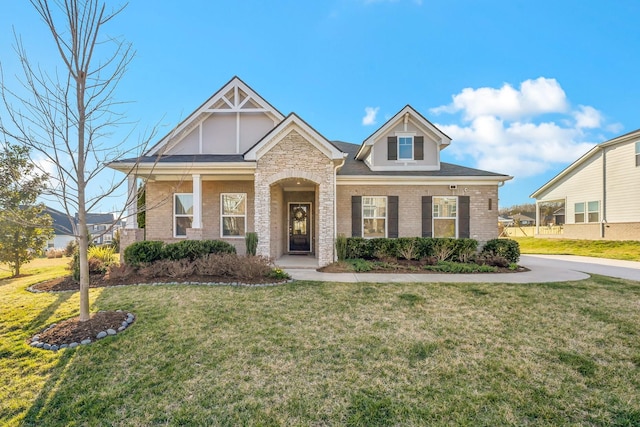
<box><xmin>587</xmin><ymin>200</ymin><xmax>600</xmax><ymax>223</ymax></box>
<box><xmin>397</xmin><ymin>135</ymin><xmax>414</xmax><ymax>160</ymax></box>
<box><xmin>174</xmin><ymin>193</ymin><xmax>194</xmax><ymax>238</ymax></box>
<box><xmin>220</xmin><ymin>193</ymin><xmax>247</xmax><ymax>239</ymax></box>
<box><xmin>432</xmin><ymin>196</ymin><xmax>458</xmax><ymax>238</ymax></box>
<box><xmin>362</xmin><ymin>196</ymin><xmax>388</xmax><ymax>238</ymax></box>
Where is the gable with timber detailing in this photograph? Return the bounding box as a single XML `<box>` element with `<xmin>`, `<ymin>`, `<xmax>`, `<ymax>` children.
<box><xmin>147</xmin><ymin>77</ymin><xmax>284</xmax><ymax>156</ymax></box>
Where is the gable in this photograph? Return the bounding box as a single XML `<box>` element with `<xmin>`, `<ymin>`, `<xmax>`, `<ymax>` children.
<box><xmin>148</xmin><ymin>77</ymin><xmax>285</xmax><ymax>156</ymax></box>
<box><xmin>244</xmin><ymin>113</ymin><xmax>345</xmax><ymax>162</ymax></box>
<box><xmin>356</xmin><ymin>105</ymin><xmax>451</xmax><ymax>172</ymax></box>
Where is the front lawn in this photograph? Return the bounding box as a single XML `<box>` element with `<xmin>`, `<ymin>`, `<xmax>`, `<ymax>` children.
<box><xmin>514</xmin><ymin>237</ymin><xmax>640</xmax><ymax>261</ymax></box>
<box><xmin>1</xmin><ymin>259</ymin><xmax>639</xmax><ymax>426</ymax></box>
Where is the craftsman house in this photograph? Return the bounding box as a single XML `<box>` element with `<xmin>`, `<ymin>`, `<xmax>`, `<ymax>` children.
<box><xmin>531</xmin><ymin>128</ymin><xmax>640</xmax><ymax>240</ymax></box>
<box><xmin>109</xmin><ymin>77</ymin><xmax>512</xmax><ymax>266</ymax></box>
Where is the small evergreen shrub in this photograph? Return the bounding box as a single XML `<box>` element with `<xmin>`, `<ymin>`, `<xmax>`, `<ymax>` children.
<box><xmin>346</xmin><ymin>237</ymin><xmax>373</xmax><ymax>259</ymax></box>
<box><xmin>416</xmin><ymin>237</ymin><xmax>435</xmax><ymax>259</ymax></box>
<box><xmin>396</xmin><ymin>237</ymin><xmax>419</xmax><ymax>260</ymax></box>
<box><xmin>454</xmin><ymin>238</ymin><xmax>478</xmax><ymax>263</ymax></box>
<box><xmin>348</xmin><ymin>258</ymin><xmax>373</xmax><ymax>272</ymax></box>
<box><xmin>335</xmin><ymin>233</ymin><xmax>348</xmax><ymax>261</ymax></box>
<box><xmin>245</xmin><ymin>232</ymin><xmax>258</xmax><ymax>256</ymax></box>
<box><xmin>482</xmin><ymin>238</ymin><xmax>520</xmax><ymax>263</ymax></box>
<box><xmin>433</xmin><ymin>238</ymin><xmax>457</xmax><ymax>262</ymax></box>
<box><xmin>370</xmin><ymin>238</ymin><xmax>397</xmax><ymax>259</ymax></box>
<box><xmin>124</xmin><ymin>240</ymin><xmax>165</xmax><ymax>266</ymax></box>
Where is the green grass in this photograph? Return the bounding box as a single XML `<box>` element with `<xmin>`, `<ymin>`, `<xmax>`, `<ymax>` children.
<box><xmin>2</xmin><ymin>259</ymin><xmax>640</xmax><ymax>425</ymax></box>
<box><xmin>514</xmin><ymin>237</ymin><xmax>640</xmax><ymax>261</ymax></box>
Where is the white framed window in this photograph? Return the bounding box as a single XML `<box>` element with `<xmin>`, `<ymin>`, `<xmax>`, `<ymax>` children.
<box><xmin>174</xmin><ymin>193</ymin><xmax>193</xmax><ymax>237</ymax></box>
<box><xmin>433</xmin><ymin>196</ymin><xmax>457</xmax><ymax>238</ymax></box>
<box><xmin>221</xmin><ymin>193</ymin><xmax>246</xmax><ymax>238</ymax></box>
<box><xmin>574</xmin><ymin>202</ymin><xmax>585</xmax><ymax>223</ymax></box>
<box><xmin>398</xmin><ymin>136</ymin><xmax>413</xmax><ymax>160</ymax></box>
<box><xmin>635</xmin><ymin>141</ymin><xmax>640</xmax><ymax>167</ymax></box>
<box><xmin>362</xmin><ymin>196</ymin><xmax>387</xmax><ymax>238</ymax></box>
<box><xmin>587</xmin><ymin>201</ymin><xmax>600</xmax><ymax>223</ymax></box>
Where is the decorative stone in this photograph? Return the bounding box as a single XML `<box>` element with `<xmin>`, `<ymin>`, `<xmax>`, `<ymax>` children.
<box><xmin>35</xmin><ymin>342</ymin><xmax>44</xmax><ymax>348</ymax></box>
<box><xmin>30</xmin><ymin>341</ymin><xmax>38</xmax><ymax>347</ymax></box>
<box><xmin>125</xmin><ymin>317</ymin><xmax>134</xmax><ymax>325</ymax></box>
<box><xmin>80</xmin><ymin>339</ymin><xmax>91</xmax><ymax>345</ymax></box>
<box><xmin>118</xmin><ymin>326</ymin><xmax>126</xmax><ymax>332</ymax></box>
<box><xmin>43</xmin><ymin>343</ymin><xmax>51</xmax><ymax>350</ymax></box>
<box><xmin>51</xmin><ymin>345</ymin><xmax>59</xmax><ymax>351</ymax></box>
<box><xmin>60</xmin><ymin>344</ymin><xmax>68</xmax><ymax>349</ymax></box>
<box><xmin>32</xmin><ymin>335</ymin><xmax>40</xmax><ymax>342</ymax></box>
<box><xmin>121</xmin><ymin>321</ymin><xmax>128</xmax><ymax>328</ymax></box>
<box><xmin>96</xmin><ymin>331</ymin><xmax>107</xmax><ymax>339</ymax></box>
<box><xmin>107</xmin><ymin>329</ymin><xmax>116</xmax><ymax>336</ymax></box>
<box><xmin>69</xmin><ymin>342</ymin><xmax>78</xmax><ymax>348</ymax></box>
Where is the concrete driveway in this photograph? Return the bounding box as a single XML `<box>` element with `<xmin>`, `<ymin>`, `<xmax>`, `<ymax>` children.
<box><xmin>285</xmin><ymin>254</ymin><xmax>640</xmax><ymax>283</ymax></box>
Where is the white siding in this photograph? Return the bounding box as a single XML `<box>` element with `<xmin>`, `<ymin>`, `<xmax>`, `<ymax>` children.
<box><xmin>603</xmin><ymin>140</ymin><xmax>640</xmax><ymax>222</ymax></box>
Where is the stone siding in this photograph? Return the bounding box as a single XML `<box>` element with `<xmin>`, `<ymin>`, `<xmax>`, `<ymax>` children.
<box><xmin>336</xmin><ymin>184</ymin><xmax>499</xmax><ymax>246</ymax></box>
<box><xmin>254</xmin><ymin>129</ymin><xmax>336</xmax><ymax>266</ymax></box>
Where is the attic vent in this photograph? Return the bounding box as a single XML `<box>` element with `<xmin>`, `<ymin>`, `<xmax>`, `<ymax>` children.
<box><xmin>449</xmin><ymin>185</ymin><xmax>457</xmax><ymax>190</ymax></box>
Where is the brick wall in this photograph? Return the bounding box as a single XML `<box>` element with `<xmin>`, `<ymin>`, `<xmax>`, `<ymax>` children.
<box><xmin>336</xmin><ymin>184</ymin><xmax>499</xmax><ymax>246</ymax></box>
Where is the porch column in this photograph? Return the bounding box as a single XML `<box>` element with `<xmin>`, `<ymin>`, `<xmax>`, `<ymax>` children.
<box><xmin>192</xmin><ymin>174</ymin><xmax>202</xmax><ymax>228</ymax></box>
<box><xmin>254</xmin><ymin>180</ymin><xmax>271</xmax><ymax>258</ymax></box>
<box><xmin>535</xmin><ymin>201</ymin><xmax>540</xmax><ymax>236</ymax></box>
<box><xmin>126</xmin><ymin>175</ymin><xmax>138</xmax><ymax>229</ymax></box>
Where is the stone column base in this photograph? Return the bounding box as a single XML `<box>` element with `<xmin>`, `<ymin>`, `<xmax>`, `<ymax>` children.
<box><xmin>120</xmin><ymin>228</ymin><xmax>145</xmax><ymax>263</ymax></box>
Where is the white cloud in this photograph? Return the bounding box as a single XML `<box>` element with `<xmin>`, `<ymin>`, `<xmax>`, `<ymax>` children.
<box><xmin>573</xmin><ymin>105</ymin><xmax>602</xmax><ymax>129</ymax></box>
<box><xmin>431</xmin><ymin>78</ymin><xmax>616</xmax><ymax>178</ymax></box>
<box><xmin>362</xmin><ymin>106</ymin><xmax>379</xmax><ymax>126</ymax></box>
<box><xmin>431</xmin><ymin>77</ymin><xmax>568</xmax><ymax>121</ymax></box>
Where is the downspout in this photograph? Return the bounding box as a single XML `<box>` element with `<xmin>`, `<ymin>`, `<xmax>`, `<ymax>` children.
<box><xmin>601</xmin><ymin>146</ymin><xmax>607</xmax><ymax>238</ymax></box>
<box><xmin>334</xmin><ymin>155</ymin><xmax>347</xmax><ymax>262</ymax></box>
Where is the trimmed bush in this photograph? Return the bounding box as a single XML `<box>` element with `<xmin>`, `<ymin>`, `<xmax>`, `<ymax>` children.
<box><xmin>346</xmin><ymin>237</ymin><xmax>373</xmax><ymax>259</ymax></box>
<box><xmin>454</xmin><ymin>238</ymin><xmax>478</xmax><ymax>263</ymax></box>
<box><xmin>335</xmin><ymin>234</ymin><xmax>347</xmax><ymax>261</ymax></box>
<box><xmin>370</xmin><ymin>238</ymin><xmax>397</xmax><ymax>259</ymax></box>
<box><xmin>482</xmin><ymin>239</ymin><xmax>520</xmax><ymax>263</ymax></box>
<box><xmin>124</xmin><ymin>240</ymin><xmax>165</xmax><ymax>266</ymax></box>
<box><xmin>245</xmin><ymin>232</ymin><xmax>258</xmax><ymax>256</ymax></box>
<box><xmin>396</xmin><ymin>237</ymin><xmax>419</xmax><ymax>260</ymax></box>
<box><xmin>162</xmin><ymin>239</ymin><xmax>237</xmax><ymax>261</ymax></box>
<box><xmin>433</xmin><ymin>238</ymin><xmax>457</xmax><ymax>262</ymax></box>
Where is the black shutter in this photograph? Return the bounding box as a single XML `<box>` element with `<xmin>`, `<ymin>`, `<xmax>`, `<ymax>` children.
<box><xmin>388</xmin><ymin>196</ymin><xmax>398</xmax><ymax>238</ymax></box>
<box><xmin>387</xmin><ymin>136</ymin><xmax>397</xmax><ymax>160</ymax></box>
<box><xmin>414</xmin><ymin>136</ymin><xmax>424</xmax><ymax>160</ymax></box>
<box><xmin>459</xmin><ymin>196</ymin><xmax>470</xmax><ymax>238</ymax></box>
<box><xmin>352</xmin><ymin>196</ymin><xmax>362</xmax><ymax>237</ymax></box>
<box><xmin>422</xmin><ymin>196</ymin><xmax>432</xmax><ymax>237</ymax></box>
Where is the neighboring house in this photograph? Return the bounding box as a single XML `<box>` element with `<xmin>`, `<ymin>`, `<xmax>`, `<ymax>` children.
<box><xmin>530</xmin><ymin>129</ymin><xmax>640</xmax><ymax>240</ymax></box>
<box><xmin>109</xmin><ymin>77</ymin><xmax>512</xmax><ymax>266</ymax></box>
<box><xmin>511</xmin><ymin>213</ymin><xmax>536</xmax><ymax>226</ymax></box>
<box><xmin>45</xmin><ymin>208</ymin><xmax>123</xmax><ymax>249</ymax></box>
<box><xmin>45</xmin><ymin>207</ymin><xmax>75</xmax><ymax>250</ymax></box>
<box><xmin>79</xmin><ymin>213</ymin><xmax>123</xmax><ymax>245</ymax></box>
<box><xmin>498</xmin><ymin>215</ymin><xmax>515</xmax><ymax>227</ymax></box>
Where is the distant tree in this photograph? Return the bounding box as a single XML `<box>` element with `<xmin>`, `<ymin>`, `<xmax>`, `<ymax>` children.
<box><xmin>0</xmin><ymin>1</ymin><xmax>155</xmax><ymax>320</ymax></box>
<box><xmin>137</xmin><ymin>183</ymin><xmax>146</xmax><ymax>229</ymax></box>
<box><xmin>0</xmin><ymin>144</ymin><xmax>53</xmax><ymax>276</ymax></box>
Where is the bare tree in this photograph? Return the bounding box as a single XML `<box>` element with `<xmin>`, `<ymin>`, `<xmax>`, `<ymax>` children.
<box><xmin>0</xmin><ymin>0</ymin><xmax>152</xmax><ymax>321</ymax></box>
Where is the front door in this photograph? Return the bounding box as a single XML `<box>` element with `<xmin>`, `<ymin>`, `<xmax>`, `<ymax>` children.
<box><xmin>289</xmin><ymin>203</ymin><xmax>311</xmax><ymax>252</ymax></box>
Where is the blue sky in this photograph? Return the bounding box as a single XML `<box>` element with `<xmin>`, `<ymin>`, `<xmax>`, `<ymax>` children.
<box><xmin>1</xmin><ymin>0</ymin><xmax>639</xmax><ymax>212</ymax></box>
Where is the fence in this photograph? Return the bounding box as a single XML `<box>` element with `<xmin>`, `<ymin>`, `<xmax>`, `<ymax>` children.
<box><xmin>500</xmin><ymin>225</ymin><xmax>563</xmax><ymax>237</ymax></box>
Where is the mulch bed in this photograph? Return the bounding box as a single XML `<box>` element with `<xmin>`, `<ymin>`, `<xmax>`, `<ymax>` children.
<box><xmin>318</xmin><ymin>260</ymin><xmax>527</xmax><ymax>273</ymax></box>
<box><xmin>35</xmin><ymin>311</ymin><xmax>131</xmax><ymax>346</ymax></box>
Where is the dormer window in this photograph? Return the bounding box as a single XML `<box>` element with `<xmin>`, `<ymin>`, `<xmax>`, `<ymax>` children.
<box><xmin>398</xmin><ymin>136</ymin><xmax>413</xmax><ymax>160</ymax></box>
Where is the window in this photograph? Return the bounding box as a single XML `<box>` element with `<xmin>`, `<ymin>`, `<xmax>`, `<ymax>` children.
<box><xmin>587</xmin><ymin>201</ymin><xmax>600</xmax><ymax>222</ymax></box>
<box><xmin>433</xmin><ymin>196</ymin><xmax>457</xmax><ymax>238</ymax></box>
<box><xmin>362</xmin><ymin>196</ymin><xmax>386</xmax><ymax>238</ymax></box>
<box><xmin>221</xmin><ymin>193</ymin><xmax>246</xmax><ymax>237</ymax></box>
<box><xmin>174</xmin><ymin>193</ymin><xmax>193</xmax><ymax>237</ymax></box>
<box><xmin>574</xmin><ymin>202</ymin><xmax>585</xmax><ymax>223</ymax></box>
<box><xmin>398</xmin><ymin>136</ymin><xmax>413</xmax><ymax>160</ymax></box>
<box><xmin>636</xmin><ymin>142</ymin><xmax>640</xmax><ymax>167</ymax></box>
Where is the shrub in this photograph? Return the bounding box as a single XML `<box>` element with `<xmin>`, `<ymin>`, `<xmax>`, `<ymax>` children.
<box><xmin>482</xmin><ymin>238</ymin><xmax>520</xmax><ymax>263</ymax></box>
<box><xmin>433</xmin><ymin>238</ymin><xmax>457</xmax><ymax>262</ymax></box>
<box><xmin>335</xmin><ymin>233</ymin><xmax>347</xmax><ymax>261</ymax></box>
<box><xmin>268</xmin><ymin>267</ymin><xmax>290</xmax><ymax>281</ymax></box>
<box><xmin>348</xmin><ymin>258</ymin><xmax>373</xmax><ymax>272</ymax></box>
<box><xmin>245</xmin><ymin>232</ymin><xmax>258</xmax><ymax>256</ymax></box>
<box><xmin>202</xmin><ymin>239</ymin><xmax>236</xmax><ymax>255</ymax></box>
<box><xmin>46</xmin><ymin>249</ymin><xmax>64</xmax><ymax>259</ymax></box>
<box><xmin>88</xmin><ymin>245</ymin><xmax>118</xmax><ymax>265</ymax></box>
<box><xmin>474</xmin><ymin>253</ymin><xmax>510</xmax><ymax>268</ymax></box>
<box><xmin>454</xmin><ymin>238</ymin><xmax>478</xmax><ymax>263</ymax></box>
<box><xmin>64</xmin><ymin>240</ymin><xmax>77</xmax><ymax>257</ymax></box>
<box><xmin>416</xmin><ymin>237</ymin><xmax>435</xmax><ymax>259</ymax></box>
<box><xmin>370</xmin><ymin>238</ymin><xmax>397</xmax><ymax>259</ymax></box>
<box><xmin>124</xmin><ymin>240</ymin><xmax>164</xmax><ymax>266</ymax></box>
<box><xmin>396</xmin><ymin>237</ymin><xmax>418</xmax><ymax>260</ymax></box>
<box><xmin>346</xmin><ymin>237</ymin><xmax>373</xmax><ymax>259</ymax></box>
<box><xmin>88</xmin><ymin>257</ymin><xmax>107</xmax><ymax>274</ymax></box>
<box><xmin>105</xmin><ymin>263</ymin><xmax>137</xmax><ymax>280</ymax></box>
<box><xmin>423</xmin><ymin>261</ymin><xmax>497</xmax><ymax>273</ymax></box>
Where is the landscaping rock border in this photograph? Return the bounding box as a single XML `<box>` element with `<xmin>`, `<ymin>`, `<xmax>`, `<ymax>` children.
<box><xmin>29</xmin><ymin>310</ymin><xmax>136</xmax><ymax>352</ymax></box>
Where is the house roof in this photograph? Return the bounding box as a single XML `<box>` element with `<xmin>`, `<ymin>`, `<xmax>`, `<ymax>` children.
<box><xmin>334</xmin><ymin>141</ymin><xmax>510</xmax><ymax>178</ymax></box>
<box><xmin>530</xmin><ymin>128</ymin><xmax>640</xmax><ymax>199</ymax></box>
<box><xmin>355</xmin><ymin>105</ymin><xmax>452</xmax><ymax>160</ymax></box>
<box><xmin>76</xmin><ymin>213</ymin><xmax>115</xmax><ymax>225</ymax></box>
<box><xmin>45</xmin><ymin>207</ymin><xmax>75</xmax><ymax>236</ymax></box>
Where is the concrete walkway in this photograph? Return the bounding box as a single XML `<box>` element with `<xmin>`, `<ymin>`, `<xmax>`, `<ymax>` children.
<box><xmin>283</xmin><ymin>254</ymin><xmax>640</xmax><ymax>283</ymax></box>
